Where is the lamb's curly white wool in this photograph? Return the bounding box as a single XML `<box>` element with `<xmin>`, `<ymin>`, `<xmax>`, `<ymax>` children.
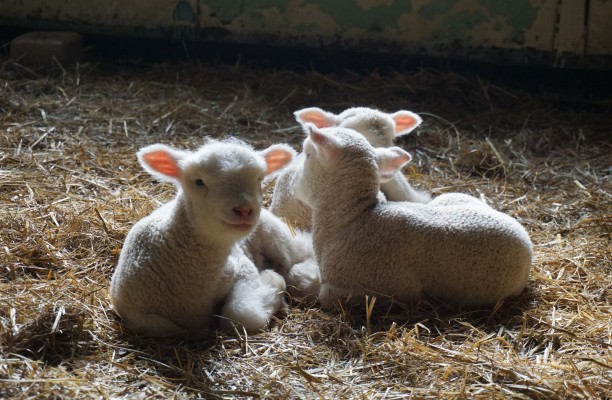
<box><xmin>242</xmin><ymin>209</ymin><xmax>320</xmax><ymax>299</ymax></box>
<box><xmin>270</xmin><ymin>106</ymin><xmax>430</xmax><ymax>230</ymax></box>
<box><xmin>110</xmin><ymin>138</ymin><xmax>294</xmax><ymax>336</ymax></box>
<box><xmin>294</xmin><ymin>124</ymin><xmax>533</xmax><ymax>309</ymax></box>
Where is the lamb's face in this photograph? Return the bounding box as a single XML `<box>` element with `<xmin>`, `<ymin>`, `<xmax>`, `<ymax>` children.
<box><xmin>336</xmin><ymin>108</ymin><xmax>396</xmax><ymax>148</ymax></box>
<box><xmin>294</xmin><ymin>107</ymin><xmax>421</xmax><ymax>150</ymax></box>
<box><xmin>181</xmin><ymin>144</ymin><xmax>266</xmax><ymax>240</ymax></box>
<box><xmin>138</xmin><ymin>140</ymin><xmax>294</xmax><ymax>241</ymax></box>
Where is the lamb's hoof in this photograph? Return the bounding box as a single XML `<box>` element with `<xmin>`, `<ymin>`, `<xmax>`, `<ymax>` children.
<box><xmin>287</xmin><ymin>259</ymin><xmax>321</xmax><ymax>299</ymax></box>
<box><xmin>259</xmin><ymin>269</ymin><xmax>287</xmax><ymax>292</ymax></box>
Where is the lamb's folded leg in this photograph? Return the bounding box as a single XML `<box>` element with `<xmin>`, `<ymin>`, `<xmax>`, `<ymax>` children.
<box><xmin>245</xmin><ymin>210</ymin><xmax>321</xmax><ymax>298</ymax></box>
<box><xmin>219</xmin><ymin>269</ymin><xmax>286</xmax><ymax>332</ymax></box>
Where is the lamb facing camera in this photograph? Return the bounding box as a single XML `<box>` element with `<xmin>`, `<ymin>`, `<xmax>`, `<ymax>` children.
<box><xmin>294</xmin><ymin>124</ymin><xmax>533</xmax><ymax>309</ymax></box>
<box><xmin>110</xmin><ymin>138</ymin><xmax>293</xmax><ymax>336</ymax></box>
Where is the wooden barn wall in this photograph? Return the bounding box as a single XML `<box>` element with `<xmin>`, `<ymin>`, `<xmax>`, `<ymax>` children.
<box><xmin>0</xmin><ymin>0</ymin><xmax>611</xmax><ymax>69</ymax></box>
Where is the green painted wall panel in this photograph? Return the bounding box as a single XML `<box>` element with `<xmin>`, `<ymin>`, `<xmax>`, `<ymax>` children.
<box><xmin>0</xmin><ymin>0</ymin><xmax>610</xmax><ymax>68</ymax></box>
<box><xmin>198</xmin><ymin>0</ymin><xmax>553</xmax><ymax>49</ymax></box>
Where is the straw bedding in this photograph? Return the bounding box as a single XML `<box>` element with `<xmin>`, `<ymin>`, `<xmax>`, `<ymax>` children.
<box><xmin>0</xmin><ymin>50</ymin><xmax>610</xmax><ymax>399</ymax></box>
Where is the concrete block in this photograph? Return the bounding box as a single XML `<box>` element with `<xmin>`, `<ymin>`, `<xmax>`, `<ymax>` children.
<box><xmin>11</xmin><ymin>31</ymin><xmax>83</xmax><ymax>66</ymax></box>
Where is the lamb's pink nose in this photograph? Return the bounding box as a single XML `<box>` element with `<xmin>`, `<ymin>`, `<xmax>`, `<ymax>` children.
<box><xmin>233</xmin><ymin>206</ymin><xmax>252</xmax><ymax>217</ymax></box>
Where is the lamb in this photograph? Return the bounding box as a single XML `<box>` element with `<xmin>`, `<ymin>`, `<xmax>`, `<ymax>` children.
<box><xmin>293</xmin><ymin>124</ymin><xmax>533</xmax><ymax>309</ymax></box>
<box><xmin>109</xmin><ymin>138</ymin><xmax>295</xmax><ymax>336</ymax></box>
<box><xmin>270</xmin><ymin>106</ymin><xmax>430</xmax><ymax>230</ymax></box>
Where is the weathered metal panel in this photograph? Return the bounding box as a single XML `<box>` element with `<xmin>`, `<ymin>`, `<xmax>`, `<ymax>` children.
<box><xmin>522</xmin><ymin>0</ymin><xmax>558</xmax><ymax>51</ymax></box>
<box><xmin>0</xmin><ymin>0</ymin><xmax>197</xmax><ymax>36</ymax></box>
<box><xmin>198</xmin><ymin>0</ymin><xmax>557</xmax><ymax>51</ymax></box>
<box><xmin>588</xmin><ymin>0</ymin><xmax>612</xmax><ymax>55</ymax></box>
<box><xmin>554</xmin><ymin>0</ymin><xmax>587</xmax><ymax>67</ymax></box>
<box><xmin>0</xmin><ymin>0</ymin><xmax>610</xmax><ymax>68</ymax></box>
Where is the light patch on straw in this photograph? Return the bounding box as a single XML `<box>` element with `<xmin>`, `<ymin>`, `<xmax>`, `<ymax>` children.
<box><xmin>51</xmin><ymin>306</ymin><xmax>65</xmax><ymax>333</ymax></box>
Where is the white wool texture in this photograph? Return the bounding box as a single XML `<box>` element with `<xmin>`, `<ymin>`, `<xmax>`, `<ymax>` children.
<box><xmin>241</xmin><ymin>209</ymin><xmax>321</xmax><ymax>298</ymax></box>
<box><xmin>297</xmin><ymin>127</ymin><xmax>532</xmax><ymax>308</ymax></box>
<box><xmin>270</xmin><ymin>107</ymin><xmax>430</xmax><ymax>230</ymax></box>
<box><xmin>110</xmin><ymin>140</ymin><xmax>287</xmax><ymax>336</ymax></box>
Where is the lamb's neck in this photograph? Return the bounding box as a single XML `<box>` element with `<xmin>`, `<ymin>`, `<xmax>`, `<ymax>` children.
<box><xmin>169</xmin><ymin>195</ymin><xmax>234</xmax><ymax>258</ymax></box>
<box><xmin>311</xmin><ymin>177</ymin><xmax>378</xmax><ymax>233</ymax></box>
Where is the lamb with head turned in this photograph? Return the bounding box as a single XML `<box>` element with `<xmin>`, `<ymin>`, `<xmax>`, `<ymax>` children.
<box><xmin>293</xmin><ymin>123</ymin><xmax>533</xmax><ymax>309</ymax></box>
<box><xmin>110</xmin><ymin>138</ymin><xmax>296</xmax><ymax>336</ymax></box>
<box><xmin>270</xmin><ymin>106</ymin><xmax>431</xmax><ymax>230</ymax></box>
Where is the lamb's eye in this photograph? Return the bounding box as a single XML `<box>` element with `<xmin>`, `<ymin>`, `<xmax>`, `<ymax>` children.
<box><xmin>194</xmin><ymin>179</ymin><xmax>206</xmax><ymax>187</ymax></box>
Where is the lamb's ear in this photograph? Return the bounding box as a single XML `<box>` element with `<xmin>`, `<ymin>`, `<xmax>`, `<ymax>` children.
<box><xmin>137</xmin><ymin>144</ymin><xmax>187</xmax><ymax>182</ymax></box>
<box><xmin>294</xmin><ymin>107</ymin><xmax>337</xmax><ymax>128</ymax></box>
<box><xmin>260</xmin><ymin>144</ymin><xmax>296</xmax><ymax>175</ymax></box>
<box><xmin>376</xmin><ymin>147</ymin><xmax>412</xmax><ymax>182</ymax></box>
<box><xmin>305</xmin><ymin>123</ymin><xmax>341</xmax><ymax>161</ymax></box>
<box><xmin>390</xmin><ymin>110</ymin><xmax>422</xmax><ymax>136</ymax></box>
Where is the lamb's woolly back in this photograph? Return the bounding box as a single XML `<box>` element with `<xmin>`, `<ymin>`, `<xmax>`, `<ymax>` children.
<box><xmin>110</xmin><ymin>139</ymin><xmax>294</xmax><ymax>336</ymax></box>
<box><xmin>295</xmin><ymin>125</ymin><xmax>533</xmax><ymax>309</ymax></box>
<box><xmin>270</xmin><ymin>106</ymin><xmax>429</xmax><ymax>230</ymax></box>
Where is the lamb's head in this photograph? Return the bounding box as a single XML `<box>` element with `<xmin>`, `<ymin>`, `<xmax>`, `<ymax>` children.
<box><xmin>294</xmin><ymin>107</ymin><xmax>422</xmax><ymax>148</ymax></box>
<box><xmin>138</xmin><ymin>139</ymin><xmax>294</xmax><ymax>240</ymax></box>
<box><xmin>294</xmin><ymin>124</ymin><xmax>412</xmax><ymax>208</ymax></box>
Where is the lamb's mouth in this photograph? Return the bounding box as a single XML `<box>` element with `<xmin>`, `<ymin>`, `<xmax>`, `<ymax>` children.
<box><xmin>224</xmin><ymin>221</ymin><xmax>253</xmax><ymax>231</ymax></box>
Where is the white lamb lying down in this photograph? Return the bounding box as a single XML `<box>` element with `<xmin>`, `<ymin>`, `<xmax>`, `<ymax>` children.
<box><xmin>270</xmin><ymin>106</ymin><xmax>430</xmax><ymax>230</ymax></box>
<box><xmin>110</xmin><ymin>138</ymin><xmax>295</xmax><ymax>336</ymax></box>
<box><xmin>293</xmin><ymin>124</ymin><xmax>533</xmax><ymax>309</ymax></box>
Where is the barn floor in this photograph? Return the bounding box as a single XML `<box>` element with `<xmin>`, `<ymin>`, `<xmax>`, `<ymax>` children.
<box><xmin>1</xmin><ymin>41</ymin><xmax>611</xmax><ymax>399</ymax></box>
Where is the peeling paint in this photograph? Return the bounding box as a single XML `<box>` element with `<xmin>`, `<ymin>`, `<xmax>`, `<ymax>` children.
<box><xmin>419</xmin><ymin>0</ymin><xmax>455</xmax><ymax>19</ymax></box>
<box><xmin>0</xmin><ymin>0</ymin><xmax>610</xmax><ymax>68</ymax></box>
<box><xmin>436</xmin><ymin>10</ymin><xmax>487</xmax><ymax>41</ymax></box>
<box><xmin>523</xmin><ymin>0</ymin><xmax>557</xmax><ymax>49</ymax></box>
<box><xmin>221</xmin><ymin>1</ymin><xmax>340</xmax><ymax>36</ymax></box>
<box><xmin>0</xmin><ymin>0</ymin><xmax>180</xmax><ymax>30</ymax></box>
<box><xmin>355</xmin><ymin>0</ymin><xmax>395</xmax><ymax>11</ymax></box>
<box><xmin>476</xmin><ymin>0</ymin><xmax>539</xmax><ymax>43</ymax></box>
<box><xmin>309</xmin><ymin>0</ymin><xmax>410</xmax><ymax>31</ymax></box>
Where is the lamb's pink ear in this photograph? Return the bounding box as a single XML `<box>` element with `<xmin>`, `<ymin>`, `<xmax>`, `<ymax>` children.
<box><xmin>376</xmin><ymin>147</ymin><xmax>412</xmax><ymax>181</ymax></box>
<box><xmin>260</xmin><ymin>144</ymin><xmax>295</xmax><ymax>175</ymax></box>
<box><xmin>294</xmin><ymin>107</ymin><xmax>337</xmax><ymax>128</ymax></box>
<box><xmin>305</xmin><ymin>123</ymin><xmax>341</xmax><ymax>161</ymax></box>
<box><xmin>137</xmin><ymin>144</ymin><xmax>185</xmax><ymax>181</ymax></box>
<box><xmin>390</xmin><ymin>110</ymin><xmax>422</xmax><ymax>136</ymax></box>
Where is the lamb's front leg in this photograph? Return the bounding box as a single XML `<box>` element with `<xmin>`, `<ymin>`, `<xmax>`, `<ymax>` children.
<box><xmin>380</xmin><ymin>172</ymin><xmax>431</xmax><ymax>203</ymax></box>
<box><xmin>219</xmin><ymin>268</ymin><xmax>286</xmax><ymax>332</ymax></box>
<box><xmin>286</xmin><ymin>250</ymin><xmax>320</xmax><ymax>298</ymax></box>
<box><xmin>317</xmin><ymin>282</ymin><xmax>358</xmax><ymax>309</ymax></box>
<box><xmin>248</xmin><ymin>210</ymin><xmax>321</xmax><ymax>297</ymax></box>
